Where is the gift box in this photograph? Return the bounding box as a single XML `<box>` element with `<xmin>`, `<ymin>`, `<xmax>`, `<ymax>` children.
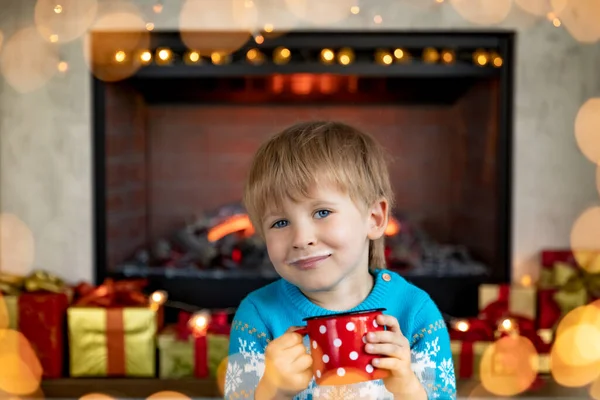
<box><xmin>161</xmin><ymin>310</ymin><xmax>230</xmax><ymax>379</ymax></box>
<box><xmin>479</xmin><ymin>284</ymin><xmax>537</xmax><ymax>320</ymax></box>
<box><xmin>67</xmin><ymin>278</ymin><xmax>159</xmax><ymax>377</ymax></box>
<box><xmin>451</xmin><ymin>340</ymin><xmax>492</xmax><ymax>379</ymax></box>
<box><xmin>449</xmin><ymin>310</ymin><xmax>552</xmax><ymax>380</ymax></box>
<box><xmin>539</xmin><ymin>250</ymin><xmax>600</xmax><ymax>329</ymax></box>
<box><xmin>157</xmin><ymin>324</ymin><xmax>229</xmax><ymax>378</ymax></box>
<box><xmin>0</xmin><ymin>271</ymin><xmax>70</xmax><ymax>378</ymax></box>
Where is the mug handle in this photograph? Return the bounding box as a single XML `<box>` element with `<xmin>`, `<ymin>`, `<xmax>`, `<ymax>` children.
<box><xmin>293</xmin><ymin>326</ymin><xmax>308</xmax><ymax>336</ymax></box>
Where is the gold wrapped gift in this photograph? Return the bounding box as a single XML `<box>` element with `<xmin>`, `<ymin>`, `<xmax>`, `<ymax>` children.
<box><xmin>68</xmin><ymin>307</ymin><xmax>157</xmax><ymax>377</ymax></box>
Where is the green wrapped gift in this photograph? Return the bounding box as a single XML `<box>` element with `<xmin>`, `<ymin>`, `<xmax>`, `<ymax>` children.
<box><xmin>158</xmin><ymin>325</ymin><xmax>230</xmax><ymax>378</ymax></box>
<box><xmin>158</xmin><ymin>326</ymin><xmax>195</xmax><ymax>378</ymax></box>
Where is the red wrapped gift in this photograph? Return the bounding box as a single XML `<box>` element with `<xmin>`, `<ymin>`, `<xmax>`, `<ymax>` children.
<box><xmin>18</xmin><ymin>292</ymin><xmax>69</xmax><ymax>378</ymax></box>
<box><xmin>450</xmin><ymin>299</ymin><xmax>552</xmax><ymax>380</ymax></box>
<box><xmin>0</xmin><ymin>270</ymin><xmax>71</xmax><ymax>379</ymax></box>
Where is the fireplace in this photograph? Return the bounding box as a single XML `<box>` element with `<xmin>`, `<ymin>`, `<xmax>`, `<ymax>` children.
<box><xmin>92</xmin><ymin>31</ymin><xmax>514</xmax><ymax>318</ymax></box>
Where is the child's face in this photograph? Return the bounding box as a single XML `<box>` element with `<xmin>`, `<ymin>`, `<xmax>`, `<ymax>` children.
<box><xmin>261</xmin><ymin>183</ymin><xmax>386</xmax><ymax>294</ymax></box>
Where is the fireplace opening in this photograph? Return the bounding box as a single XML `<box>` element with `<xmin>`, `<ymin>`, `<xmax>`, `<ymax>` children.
<box><xmin>93</xmin><ymin>31</ymin><xmax>514</xmax><ymax>317</ymax></box>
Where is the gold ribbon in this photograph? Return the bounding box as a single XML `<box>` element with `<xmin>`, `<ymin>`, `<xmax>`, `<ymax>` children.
<box><xmin>0</xmin><ymin>270</ymin><xmax>67</xmax><ymax>295</ymax></box>
<box><xmin>540</xmin><ymin>262</ymin><xmax>600</xmax><ymax>314</ymax></box>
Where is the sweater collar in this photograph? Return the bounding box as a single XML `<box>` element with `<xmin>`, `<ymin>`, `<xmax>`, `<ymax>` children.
<box><xmin>280</xmin><ymin>269</ymin><xmax>393</xmax><ymax>318</ymax></box>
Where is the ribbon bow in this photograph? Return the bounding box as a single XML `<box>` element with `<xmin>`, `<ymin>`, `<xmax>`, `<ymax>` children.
<box><xmin>540</xmin><ymin>261</ymin><xmax>600</xmax><ymax>315</ymax></box>
<box><xmin>73</xmin><ymin>278</ymin><xmax>149</xmax><ymax>307</ymax></box>
<box><xmin>0</xmin><ymin>270</ymin><xmax>68</xmax><ymax>295</ymax></box>
<box><xmin>449</xmin><ymin>301</ymin><xmax>551</xmax><ymax>354</ymax></box>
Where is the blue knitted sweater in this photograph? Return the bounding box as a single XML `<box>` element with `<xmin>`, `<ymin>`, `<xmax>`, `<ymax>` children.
<box><xmin>225</xmin><ymin>269</ymin><xmax>456</xmax><ymax>399</ymax></box>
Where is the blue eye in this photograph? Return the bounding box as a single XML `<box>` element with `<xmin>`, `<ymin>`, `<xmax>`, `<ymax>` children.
<box><xmin>271</xmin><ymin>220</ymin><xmax>288</xmax><ymax>229</ymax></box>
<box><xmin>315</xmin><ymin>210</ymin><xmax>331</xmax><ymax>219</ymax></box>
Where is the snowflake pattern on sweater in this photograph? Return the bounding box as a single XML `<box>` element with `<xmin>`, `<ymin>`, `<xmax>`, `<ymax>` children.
<box><xmin>225</xmin><ymin>270</ymin><xmax>456</xmax><ymax>400</ymax></box>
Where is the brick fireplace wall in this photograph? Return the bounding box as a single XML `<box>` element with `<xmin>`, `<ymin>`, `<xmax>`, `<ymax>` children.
<box><xmin>105</xmin><ymin>80</ymin><xmax>500</xmax><ymax>271</ymax></box>
<box><xmin>105</xmin><ymin>83</ymin><xmax>148</xmax><ymax>268</ymax></box>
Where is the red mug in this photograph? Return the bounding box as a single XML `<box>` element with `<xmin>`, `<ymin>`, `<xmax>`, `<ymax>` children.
<box><xmin>296</xmin><ymin>308</ymin><xmax>390</xmax><ymax>386</ymax></box>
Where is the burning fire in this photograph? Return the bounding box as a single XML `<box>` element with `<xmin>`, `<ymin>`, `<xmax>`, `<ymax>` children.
<box><xmin>207</xmin><ymin>214</ymin><xmax>255</xmax><ymax>242</ymax></box>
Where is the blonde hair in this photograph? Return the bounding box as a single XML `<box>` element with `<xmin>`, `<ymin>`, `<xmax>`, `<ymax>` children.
<box><xmin>243</xmin><ymin>121</ymin><xmax>395</xmax><ymax>270</ymax></box>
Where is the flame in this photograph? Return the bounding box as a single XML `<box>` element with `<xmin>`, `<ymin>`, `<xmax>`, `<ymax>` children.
<box><xmin>207</xmin><ymin>214</ymin><xmax>255</xmax><ymax>242</ymax></box>
<box><xmin>385</xmin><ymin>217</ymin><xmax>401</xmax><ymax>236</ymax></box>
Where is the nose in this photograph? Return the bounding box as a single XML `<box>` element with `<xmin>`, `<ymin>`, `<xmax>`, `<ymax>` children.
<box><xmin>292</xmin><ymin>223</ymin><xmax>317</xmax><ymax>249</ymax></box>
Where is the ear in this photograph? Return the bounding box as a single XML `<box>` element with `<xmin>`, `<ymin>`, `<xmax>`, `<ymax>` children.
<box><xmin>367</xmin><ymin>198</ymin><xmax>389</xmax><ymax>240</ymax></box>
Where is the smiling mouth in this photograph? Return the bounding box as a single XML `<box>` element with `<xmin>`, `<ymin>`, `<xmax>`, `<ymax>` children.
<box><xmin>289</xmin><ymin>255</ymin><xmax>331</xmax><ymax>270</ymax></box>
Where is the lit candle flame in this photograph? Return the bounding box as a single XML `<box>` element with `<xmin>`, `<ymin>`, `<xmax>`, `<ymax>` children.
<box><xmin>149</xmin><ymin>290</ymin><xmax>168</xmax><ymax>306</ymax></box>
<box><xmin>189</xmin><ymin>310</ymin><xmax>211</xmax><ymax>335</ymax></box>
<box><xmin>455</xmin><ymin>320</ymin><xmax>470</xmax><ymax>332</ymax></box>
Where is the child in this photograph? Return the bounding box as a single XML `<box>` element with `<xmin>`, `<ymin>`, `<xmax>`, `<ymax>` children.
<box><xmin>225</xmin><ymin>121</ymin><xmax>456</xmax><ymax>400</ymax></box>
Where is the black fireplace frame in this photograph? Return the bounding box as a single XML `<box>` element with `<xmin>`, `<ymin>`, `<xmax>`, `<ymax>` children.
<box><xmin>92</xmin><ymin>30</ymin><xmax>515</xmax><ymax>318</ymax></box>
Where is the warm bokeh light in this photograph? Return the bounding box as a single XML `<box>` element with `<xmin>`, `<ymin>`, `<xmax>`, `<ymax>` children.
<box><xmin>0</xmin><ymin>292</ymin><xmax>8</xmax><ymax>330</ymax></box>
<box><xmin>551</xmin><ymin>302</ymin><xmax>600</xmax><ymax>386</ymax></box>
<box><xmin>555</xmin><ymin>302</ymin><xmax>600</xmax><ymax>338</ymax></box>
<box><xmin>591</xmin><ymin>375</ymin><xmax>600</xmax><ymax>400</ymax></box>
<box><xmin>320</xmin><ymin>49</ymin><xmax>335</xmax><ymax>64</ymax></box>
<box><xmin>455</xmin><ymin>320</ymin><xmax>470</xmax><ymax>332</ymax></box>
<box><xmin>0</xmin><ymin>214</ymin><xmax>35</xmax><ymax>276</ymax></box>
<box><xmin>515</xmin><ymin>0</ymin><xmax>554</xmax><ymax>16</ymax></box>
<box><xmin>147</xmin><ymin>392</ymin><xmax>191</xmax><ymax>400</ymax></box>
<box><xmin>153</xmin><ymin>3</ymin><xmax>163</xmax><ymax>14</ymax></box>
<box><xmin>520</xmin><ymin>274</ymin><xmax>533</xmax><ymax>287</ymax></box>
<box><xmin>0</xmin><ymin>330</ymin><xmax>43</xmax><ymax>395</ymax></box>
<box><xmin>216</xmin><ymin>357</ymin><xmax>228</xmax><ymax>396</ymax></box>
<box><xmin>0</xmin><ymin>27</ymin><xmax>59</xmax><ymax>93</ymax></box>
<box><xmin>570</xmin><ymin>207</ymin><xmax>600</xmax><ymax>272</ymax></box>
<box><xmin>273</xmin><ymin>47</ymin><xmax>291</xmax><ymax>64</ymax></box>
<box><xmin>34</xmin><ymin>0</ymin><xmax>98</xmax><ymax>43</ymax></box>
<box><xmin>79</xmin><ymin>394</ymin><xmax>116</xmax><ymax>400</ymax></box>
<box><xmin>284</xmin><ymin>0</ymin><xmax>355</xmax><ymax>25</ymax></box>
<box><xmin>450</xmin><ymin>0</ymin><xmax>512</xmax><ymax>25</ymax></box>
<box><xmin>555</xmin><ymin>323</ymin><xmax>600</xmax><ymax>367</ymax></box>
<box><xmin>575</xmin><ymin>98</ymin><xmax>600</xmax><ymax>165</ymax></box>
<box><xmin>83</xmin><ymin>1</ymin><xmax>150</xmax><ymax>82</ymax></box>
<box><xmin>179</xmin><ymin>0</ymin><xmax>257</xmax><ymax>32</ymax></box>
<box><xmin>551</xmin><ymin>332</ymin><xmax>600</xmax><ymax>387</ymax></box>
<box><xmin>149</xmin><ymin>290</ymin><xmax>168</xmax><ymax>306</ymax></box>
<box><xmin>550</xmin><ymin>0</ymin><xmax>600</xmax><ymax>43</ymax></box>
<box><xmin>479</xmin><ymin>335</ymin><xmax>538</xmax><ymax>396</ymax></box>
<box><xmin>188</xmin><ymin>311</ymin><xmax>211</xmax><ymax>335</ymax></box>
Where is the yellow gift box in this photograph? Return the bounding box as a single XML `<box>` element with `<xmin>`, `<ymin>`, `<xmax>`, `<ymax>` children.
<box><xmin>68</xmin><ymin>307</ymin><xmax>157</xmax><ymax>377</ymax></box>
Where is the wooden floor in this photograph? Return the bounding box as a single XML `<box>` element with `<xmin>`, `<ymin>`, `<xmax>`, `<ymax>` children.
<box><xmin>38</xmin><ymin>377</ymin><xmax>591</xmax><ymax>399</ymax></box>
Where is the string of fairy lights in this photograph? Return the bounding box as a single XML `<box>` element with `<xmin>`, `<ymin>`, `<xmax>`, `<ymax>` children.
<box><xmin>37</xmin><ymin>0</ymin><xmax>577</xmax><ymax>76</ymax></box>
<box><xmin>110</xmin><ymin>46</ymin><xmax>504</xmax><ymax>68</ymax></box>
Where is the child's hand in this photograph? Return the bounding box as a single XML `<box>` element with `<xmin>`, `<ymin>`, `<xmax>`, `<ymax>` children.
<box><xmin>365</xmin><ymin>315</ymin><xmax>427</xmax><ymax>399</ymax></box>
<box><xmin>256</xmin><ymin>327</ymin><xmax>313</xmax><ymax>400</ymax></box>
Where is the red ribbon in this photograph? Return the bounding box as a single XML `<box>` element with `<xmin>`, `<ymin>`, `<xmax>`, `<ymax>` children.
<box><xmin>541</xmin><ymin>250</ymin><xmax>576</xmax><ymax>267</ymax></box>
<box><xmin>73</xmin><ymin>278</ymin><xmax>148</xmax><ymax>307</ymax></box>
<box><xmin>458</xmin><ymin>341</ymin><xmax>474</xmax><ymax>378</ymax></box>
